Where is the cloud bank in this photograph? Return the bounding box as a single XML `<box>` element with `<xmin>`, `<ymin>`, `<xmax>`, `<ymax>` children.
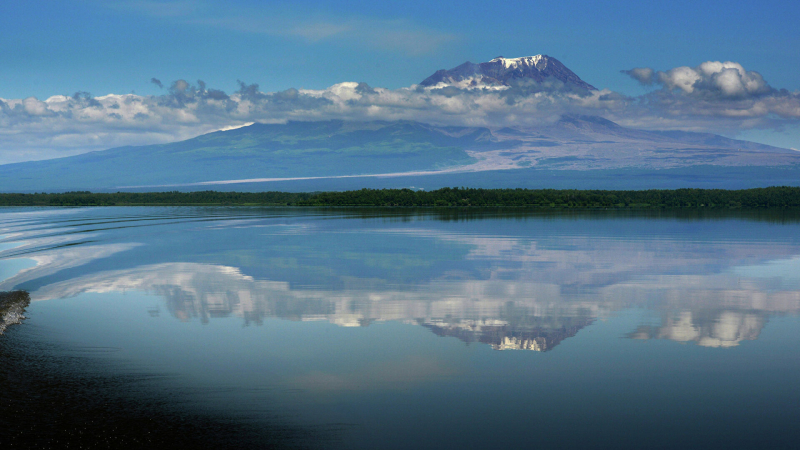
<box><xmin>620</xmin><ymin>61</ymin><xmax>800</xmax><ymax>130</ymax></box>
<box><xmin>1</xmin><ymin>60</ymin><xmax>799</xmax><ymax>164</ymax></box>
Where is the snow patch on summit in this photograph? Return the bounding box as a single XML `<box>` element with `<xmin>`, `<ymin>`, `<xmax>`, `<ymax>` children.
<box><xmin>490</xmin><ymin>55</ymin><xmax>545</xmax><ymax>69</ymax></box>
<box><xmin>419</xmin><ymin>54</ymin><xmax>596</xmax><ymax>91</ymax></box>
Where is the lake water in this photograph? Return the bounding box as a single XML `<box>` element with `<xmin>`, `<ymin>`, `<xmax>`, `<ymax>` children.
<box><xmin>2</xmin><ymin>207</ymin><xmax>800</xmax><ymax>449</ymax></box>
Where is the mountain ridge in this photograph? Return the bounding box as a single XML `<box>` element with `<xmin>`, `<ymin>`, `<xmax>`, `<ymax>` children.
<box><xmin>2</xmin><ymin>53</ymin><xmax>798</xmax><ymax>192</ymax></box>
<box><xmin>1</xmin><ymin>115</ymin><xmax>798</xmax><ymax>192</ymax></box>
<box><xmin>420</xmin><ymin>55</ymin><xmax>597</xmax><ymax>90</ymax></box>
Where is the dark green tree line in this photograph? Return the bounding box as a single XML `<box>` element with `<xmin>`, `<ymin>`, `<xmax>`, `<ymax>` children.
<box><xmin>2</xmin><ymin>187</ymin><xmax>800</xmax><ymax>208</ymax></box>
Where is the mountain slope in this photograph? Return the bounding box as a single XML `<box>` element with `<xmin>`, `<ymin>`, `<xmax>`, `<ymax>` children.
<box><xmin>0</xmin><ymin>121</ymin><xmax>491</xmax><ymax>190</ymax></box>
<box><xmin>420</xmin><ymin>55</ymin><xmax>596</xmax><ymax>90</ymax></box>
<box><xmin>1</xmin><ymin>115</ymin><xmax>798</xmax><ymax>192</ymax></box>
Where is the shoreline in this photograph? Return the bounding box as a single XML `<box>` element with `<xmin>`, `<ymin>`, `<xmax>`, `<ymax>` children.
<box><xmin>2</xmin><ymin>186</ymin><xmax>800</xmax><ymax>208</ymax></box>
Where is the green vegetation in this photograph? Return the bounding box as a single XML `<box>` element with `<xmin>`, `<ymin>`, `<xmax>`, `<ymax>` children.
<box><xmin>3</xmin><ymin>187</ymin><xmax>800</xmax><ymax>208</ymax></box>
<box><xmin>296</xmin><ymin>187</ymin><xmax>800</xmax><ymax>208</ymax></box>
<box><xmin>0</xmin><ymin>121</ymin><xmax>482</xmax><ymax>192</ymax></box>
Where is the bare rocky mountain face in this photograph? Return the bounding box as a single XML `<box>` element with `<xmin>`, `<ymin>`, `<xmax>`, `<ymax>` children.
<box><xmin>464</xmin><ymin>114</ymin><xmax>800</xmax><ymax>172</ymax></box>
<box><xmin>419</xmin><ymin>55</ymin><xmax>597</xmax><ymax>90</ymax></box>
<box><xmin>416</xmin><ymin>56</ymin><xmax>798</xmax><ymax>173</ymax></box>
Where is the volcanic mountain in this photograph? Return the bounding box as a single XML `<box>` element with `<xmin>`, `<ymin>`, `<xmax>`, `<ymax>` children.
<box><xmin>2</xmin><ymin>115</ymin><xmax>798</xmax><ymax>192</ymax></box>
<box><xmin>1</xmin><ymin>54</ymin><xmax>799</xmax><ymax>192</ymax></box>
<box><xmin>419</xmin><ymin>55</ymin><xmax>596</xmax><ymax>90</ymax></box>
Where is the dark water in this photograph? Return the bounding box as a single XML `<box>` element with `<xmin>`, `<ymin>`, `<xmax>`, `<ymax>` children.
<box><xmin>2</xmin><ymin>207</ymin><xmax>800</xmax><ymax>449</ymax></box>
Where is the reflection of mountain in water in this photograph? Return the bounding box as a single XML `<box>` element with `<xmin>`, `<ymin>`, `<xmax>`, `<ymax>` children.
<box><xmin>149</xmin><ymin>266</ymin><xmax>598</xmax><ymax>351</ymax></box>
<box><xmin>9</xmin><ymin>207</ymin><xmax>800</xmax><ymax>351</ymax></box>
<box><xmin>31</xmin><ymin>263</ymin><xmax>605</xmax><ymax>351</ymax></box>
<box><xmin>30</xmin><ymin>259</ymin><xmax>800</xmax><ymax>351</ymax></box>
<box><xmin>423</xmin><ymin>316</ymin><xmax>593</xmax><ymax>351</ymax></box>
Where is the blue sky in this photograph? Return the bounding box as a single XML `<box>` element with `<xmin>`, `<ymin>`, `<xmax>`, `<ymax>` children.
<box><xmin>1</xmin><ymin>0</ymin><xmax>799</xmax><ymax>162</ymax></box>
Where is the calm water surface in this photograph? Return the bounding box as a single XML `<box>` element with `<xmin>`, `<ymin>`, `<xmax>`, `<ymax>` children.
<box><xmin>1</xmin><ymin>207</ymin><xmax>800</xmax><ymax>449</ymax></box>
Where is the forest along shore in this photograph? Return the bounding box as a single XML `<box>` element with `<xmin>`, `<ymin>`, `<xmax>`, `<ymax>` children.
<box><xmin>2</xmin><ymin>187</ymin><xmax>800</xmax><ymax>208</ymax></box>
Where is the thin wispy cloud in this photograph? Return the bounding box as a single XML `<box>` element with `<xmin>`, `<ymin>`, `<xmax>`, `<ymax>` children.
<box><xmin>110</xmin><ymin>0</ymin><xmax>458</xmax><ymax>56</ymax></box>
<box><xmin>109</xmin><ymin>0</ymin><xmax>211</xmax><ymax>18</ymax></box>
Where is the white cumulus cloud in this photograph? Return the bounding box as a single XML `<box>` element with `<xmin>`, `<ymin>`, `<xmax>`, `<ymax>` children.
<box><xmin>619</xmin><ymin>60</ymin><xmax>800</xmax><ymax>134</ymax></box>
<box><xmin>1</xmin><ymin>60</ymin><xmax>799</xmax><ymax>164</ymax></box>
<box><xmin>625</xmin><ymin>61</ymin><xmax>773</xmax><ymax>98</ymax></box>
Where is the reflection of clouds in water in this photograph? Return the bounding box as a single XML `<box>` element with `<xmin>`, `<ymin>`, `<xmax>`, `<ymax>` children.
<box><xmin>0</xmin><ymin>243</ymin><xmax>140</xmax><ymax>291</ymax></box>
<box><xmin>28</xmin><ymin>258</ymin><xmax>800</xmax><ymax>350</ymax></box>
<box><xmin>0</xmin><ymin>207</ymin><xmax>85</xmax><ymax>225</ymax></box>
<box><xmin>6</xmin><ymin>208</ymin><xmax>800</xmax><ymax>353</ymax></box>
<box><xmin>611</xmin><ymin>274</ymin><xmax>800</xmax><ymax>347</ymax></box>
<box><xmin>0</xmin><ymin>208</ymin><xmax>94</xmax><ymax>245</ymax></box>
<box><xmin>29</xmin><ymin>262</ymin><xmax>608</xmax><ymax>351</ymax></box>
<box><xmin>0</xmin><ymin>209</ymin><xmax>143</xmax><ymax>290</ymax></box>
<box><xmin>613</xmin><ymin>271</ymin><xmax>800</xmax><ymax>347</ymax></box>
<box><xmin>603</xmin><ymin>275</ymin><xmax>800</xmax><ymax>313</ymax></box>
<box><xmin>732</xmin><ymin>256</ymin><xmax>800</xmax><ymax>287</ymax></box>
<box><xmin>0</xmin><ymin>232</ymin><xmax>99</xmax><ymax>257</ymax></box>
<box><xmin>629</xmin><ymin>311</ymin><xmax>765</xmax><ymax>348</ymax></box>
<box><xmin>32</xmin><ymin>262</ymin><xmax>603</xmax><ymax>320</ymax></box>
<box><xmin>367</xmin><ymin>227</ymin><xmax>800</xmax><ymax>289</ymax></box>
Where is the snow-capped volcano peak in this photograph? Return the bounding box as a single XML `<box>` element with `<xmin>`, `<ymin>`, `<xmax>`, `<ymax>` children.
<box><xmin>419</xmin><ymin>54</ymin><xmax>595</xmax><ymax>91</ymax></box>
<box><xmin>489</xmin><ymin>55</ymin><xmax>546</xmax><ymax>69</ymax></box>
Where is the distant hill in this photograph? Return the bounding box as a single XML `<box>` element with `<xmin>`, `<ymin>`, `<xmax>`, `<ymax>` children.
<box><xmin>0</xmin><ymin>120</ymin><xmax>492</xmax><ymax>191</ymax></box>
<box><xmin>3</xmin><ymin>52</ymin><xmax>799</xmax><ymax>193</ymax></box>
<box><xmin>1</xmin><ymin>115</ymin><xmax>799</xmax><ymax>192</ymax></box>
